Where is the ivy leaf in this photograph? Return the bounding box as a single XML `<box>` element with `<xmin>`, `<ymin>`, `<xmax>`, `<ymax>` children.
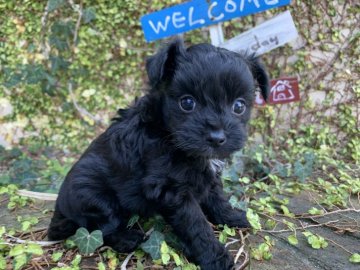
<box><xmin>26</xmin><ymin>243</ymin><xmax>43</xmax><ymax>255</ymax></box>
<box><xmin>48</xmin><ymin>0</ymin><xmax>66</xmax><ymax>12</ymax></box>
<box><xmin>13</xmin><ymin>254</ymin><xmax>28</xmax><ymax>270</ymax></box>
<box><xmin>161</xmin><ymin>253</ymin><xmax>171</xmax><ymax>265</ymax></box>
<box><xmin>72</xmin><ymin>228</ymin><xmax>103</xmax><ymax>255</ymax></box>
<box><xmin>280</xmin><ymin>205</ymin><xmax>294</xmax><ymax>217</ymax></box>
<box><xmin>0</xmin><ymin>255</ymin><xmax>6</xmax><ymax>270</ymax></box>
<box><xmin>51</xmin><ymin>251</ymin><xmax>63</xmax><ymax>262</ymax></box>
<box><xmin>141</xmin><ymin>231</ymin><xmax>164</xmax><ymax>260</ymax></box>
<box><xmin>349</xmin><ymin>253</ymin><xmax>360</xmax><ymax>263</ymax></box>
<box><xmin>287</xmin><ymin>234</ymin><xmax>298</xmax><ymax>246</ymax></box>
<box><xmin>127</xmin><ymin>215</ymin><xmax>139</xmax><ymax>228</ymax></box>
<box><xmin>308</xmin><ymin>207</ymin><xmax>324</xmax><ymax>215</ymax></box>
<box><xmin>83</xmin><ymin>7</ymin><xmax>96</xmax><ymax>24</ymax></box>
<box><xmin>246</xmin><ymin>208</ymin><xmax>262</xmax><ymax>231</ymax></box>
<box><xmin>97</xmin><ymin>262</ymin><xmax>106</xmax><ymax>270</ymax></box>
<box><xmin>9</xmin><ymin>244</ymin><xmax>25</xmax><ymax>257</ymax></box>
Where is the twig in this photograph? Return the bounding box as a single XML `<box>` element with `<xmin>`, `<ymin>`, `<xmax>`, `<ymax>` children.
<box><xmin>260</xmin><ymin>220</ymin><xmax>340</xmax><ymax>233</ymax></box>
<box><xmin>121</xmin><ymin>251</ymin><xmax>134</xmax><ymax>270</ymax></box>
<box><xmin>5</xmin><ymin>234</ymin><xmax>61</xmax><ymax>246</ymax></box>
<box><xmin>300</xmin><ymin>208</ymin><xmax>360</xmax><ymax>219</ymax></box>
<box><xmin>225</xmin><ymin>238</ymin><xmax>240</xmax><ymax>248</ymax></box>
<box><xmin>68</xmin><ymin>0</ymin><xmax>83</xmax><ymax>46</ymax></box>
<box><xmin>234</xmin><ymin>246</ymin><xmax>249</xmax><ymax>270</ymax></box>
<box><xmin>68</xmin><ymin>82</ymin><xmax>105</xmax><ymax>126</ymax></box>
<box><xmin>234</xmin><ymin>244</ymin><xmax>245</xmax><ymax>264</ymax></box>
<box><xmin>322</xmin><ymin>236</ymin><xmax>353</xmax><ymax>255</ymax></box>
<box><xmin>17</xmin><ymin>190</ymin><xmax>58</xmax><ymax>201</ymax></box>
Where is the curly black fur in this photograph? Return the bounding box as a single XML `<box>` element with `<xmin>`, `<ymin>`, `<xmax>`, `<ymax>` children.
<box><xmin>48</xmin><ymin>39</ymin><xmax>269</xmax><ymax>270</ymax></box>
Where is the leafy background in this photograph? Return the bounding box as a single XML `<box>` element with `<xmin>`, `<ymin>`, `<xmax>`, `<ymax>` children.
<box><xmin>0</xmin><ymin>0</ymin><xmax>359</xmax><ymax>269</ymax></box>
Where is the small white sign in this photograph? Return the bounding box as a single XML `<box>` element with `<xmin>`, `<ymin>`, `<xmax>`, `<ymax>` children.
<box><xmin>220</xmin><ymin>11</ymin><xmax>298</xmax><ymax>56</ymax></box>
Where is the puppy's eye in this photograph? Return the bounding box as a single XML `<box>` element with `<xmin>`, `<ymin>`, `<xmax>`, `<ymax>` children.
<box><xmin>179</xmin><ymin>95</ymin><xmax>196</xmax><ymax>112</ymax></box>
<box><xmin>232</xmin><ymin>98</ymin><xmax>246</xmax><ymax>115</ymax></box>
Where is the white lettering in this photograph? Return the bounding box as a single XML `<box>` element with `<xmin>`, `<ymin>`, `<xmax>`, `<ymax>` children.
<box><xmin>240</xmin><ymin>0</ymin><xmax>260</xmax><ymax>12</ymax></box>
<box><xmin>148</xmin><ymin>16</ymin><xmax>171</xmax><ymax>34</ymax></box>
<box><xmin>225</xmin><ymin>0</ymin><xmax>237</xmax><ymax>13</ymax></box>
<box><xmin>265</xmin><ymin>0</ymin><xmax>279</xmax><ymax>5</ymax></box>
<box><xmin>172</xmin><ymin>12</ymin><xmax>186</xmax><ymax>28</ymax></box>
<box><xmin>208</xmin><ymin>2</ymin><xmax>224</xmax><ymax>21</ymax></box>
<box><xmin>189</xmin><ymin>6</ymin><xmax>205</xmax><ymax>26</ymax></box>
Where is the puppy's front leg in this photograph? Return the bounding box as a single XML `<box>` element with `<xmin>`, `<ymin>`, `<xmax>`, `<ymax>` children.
<box><xmin>202</xmin><ymin>182</ymin><xmax>250</xmax><ymax>228</ymax></box>
<box><xmin>159</xmin><ymin>195</ymin><xmax>234</xmax><ymax>270</ymax></box>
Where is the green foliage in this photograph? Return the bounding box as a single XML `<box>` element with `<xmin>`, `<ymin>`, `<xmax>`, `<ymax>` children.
<box><xmin>8</xmin><ymin>243</ymin><xmax>43</xmax><ymax>270</ymax></box>
<box><xmin>287</xmin><ymin>234</ymin><xmax>298</xmax><ymax>246</ymax></box>
<box><xmin>17</xmin><ymin>216</ymin><xmax>39</xmax><ymax>231</ymax></box>
<box><xmin>251</xmin><ymin>236</ymin><xmax>274</xmax><ymax>261</ymax></box>
<box><xmin>71</xmin><ymin>228</ymin><xmax>103</xmax><ymax>255</ymax></box>
<box><xmin>246</xmin><ymin>208</ymin><xmax>262</xmax><ymax>231</ymax></box>
<box><xmin>141</xmin><ymin>231</ymin><xmax>165</xmax><ymax>260</ymax></box>
<box><xmin>302</xmin><ymin>231</ymin><xmax>328</xmax><ymax>249</ymax></box>
<box><xmin>51</xmin><ymin>251</ymin><xmax>63</xmax><ymax>262</ymax></box>
<box><xmin>218</xmin><ymin>225</ymin><xmax>236</xmax><ymax>244</ymax></box>
<box><xmin>349</xmin><ymin>253</ymin><xmax>360</xmax><ymax>264</ymax></box>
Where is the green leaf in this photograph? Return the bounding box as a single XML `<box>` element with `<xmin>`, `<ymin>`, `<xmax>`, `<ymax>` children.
<box><xmin>349</xmin><ymin>253</ymin><xmax>360</xmax><ymax>263</ymax></box>
<box><xmin>127</xmin><ymin>215</ymin><xmax>139</xmax><ymax>228</ymax></box>
<box><xmin>246</xmin><ymin>208</ymin><xmax>262</xmax><ymax>231</ymax></box>
<box><xmin>171</xmin><ymin>251</ymin><xmax>182</xmax><ymax>266</ymax></box>
<box><xmin>223</xmin><ymin>225</ymin><xmax>236</xmax><ymax>236</ymax></box>
<box><xmin>51</xmin><ymin>251</ymin><xmax>63</xmax><ymax>262</ymax></box>
<box><xmin>9</xmin><ymin>244</ymin><xmax>25</xmax><ymax>257</ymax></box>
<box><xmin>97</xmin><ymin>262</ymin><xmax>106</xmax><ymax>270</ymax></box>
<box><xmin>83</xmin><ymin>7</ymin><xmax>96</xmax><ymax>23</ymax></box>
<box><xmin>0</xmin><ymin>255</ymin><xmax>6</xmax><ymax>270</ymax></box>
<box><xmin>160</xmin><ymin>241</ymin><xmax>169</xmax><ymax>254</ymax></box>
<box><xmin>161</xmin><ymin>253</ymin><xmax>171</xmax><ymax>265</ymax></box>
<box><xmin>13</xmin><ymin>254</ymin><xmax>28</xmax><ymax>270</ymax></box>
<box><xmin>0</xmin><ymin>226</ymin><xmax>5</xmax><ymax>237</ymax></box>
<box><xmin>287</xmin><ymin>234</ymin><xmax>298</xmax><ymax>246</ymax></box>
<box><xmin>280</xmin><ymin>205</ymin><xmax>294</xmax><ymax>217</ymax></box>
<box><xmin>136</xmin><ymin>260</ymin><xmax>145</xmax><ymax>270</ymax></box>
<box><xmin>48</xmin><ymin>0</ymin><xmax>66</xmax><ymax>12</ymax></box>
<box><xmin>141</xmin><ymin>231</ymin><xmax>165</xmax><ymax>260</ymax></box>
<box><xmin>26</xmin><ymin>243</ymin><xmax>43</xmax><ymax>255</ymax></box>
<box><xmin>72</xmin><ymin>228</ymin><xmax>103</xmax><ymax>255</ymax></box>
<box><xmin>71</xmin><ymin>254</ymin><xmax>82</xmax><ymax>266</ymax></box>
<box><xmin>308</xmin><ymin>207</ymin><xmax>324</xmax><ymax>215</ymax></box>
<box><xmin>21</xmin><ymin>221</ymin><xmax>32</xmax><ymax>231</ymax></box>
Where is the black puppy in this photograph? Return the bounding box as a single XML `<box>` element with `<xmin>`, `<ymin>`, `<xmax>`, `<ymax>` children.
<box><xmin>48</xmin><ymin>39</ymin><xmax>269</xmax><ymax>269</ymax></box>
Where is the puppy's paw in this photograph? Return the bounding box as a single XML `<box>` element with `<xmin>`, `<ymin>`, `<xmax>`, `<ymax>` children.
<box><xmin>226</xmin><ymin>210</ymin><xmax>251</xmax><ymax>229</ymax></box>
<box><xmin>105</xmin><ymin>229</ymin><xmax>145</xmax><ymax>253</ymax></box>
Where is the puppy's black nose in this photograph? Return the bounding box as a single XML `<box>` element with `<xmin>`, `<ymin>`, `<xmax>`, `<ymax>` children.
<box><xmin>207</xmin><ymin>130</ymin><xmax>226</xmax><ymax>147</ymax></box>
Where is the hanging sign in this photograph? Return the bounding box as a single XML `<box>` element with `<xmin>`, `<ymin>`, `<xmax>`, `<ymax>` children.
<box><xmin>255</xmin><ymin>77</ymin><xmax>300</xmax><ymax>105</ymax></box>
<box><xmin>220</xmin><ymin>11</ymin><xmax>298</xmax><ymax>56</ymax></box>
<box><xmin>141</xmin><ymin>0</ymin><xmax>292</xmax><ymax>42</ymax></box>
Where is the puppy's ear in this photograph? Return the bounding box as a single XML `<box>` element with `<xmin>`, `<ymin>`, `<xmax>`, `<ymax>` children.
<box><xmin>247</xmin><ymin>56</ymin><xmax>270</xmax><ymax>101</ymax></box>
<box><xmin>146</xmin><ymin>38</ymin><xmax>186</xmax><ymax>88</ymax></box>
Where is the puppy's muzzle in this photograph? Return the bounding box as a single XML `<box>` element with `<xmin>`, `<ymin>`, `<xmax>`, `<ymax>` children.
<box><xmin>206</xmin><ymin>129</ymin><xmax>226</xmax><ymax>147</ymax></box>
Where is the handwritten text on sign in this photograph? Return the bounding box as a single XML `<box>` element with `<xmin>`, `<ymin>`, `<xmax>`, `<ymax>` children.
<box><xmin>221</xmin><ymin>11</ymin><xmax>298</xmax><ymax>56</ymax></box>
<box><xmin>255</xmin><ymin>77</ymin><xmax>300</xmax><ymax>105</ymax></box>
<box><xmin>141</xmin><ymin>0</ymin><xmax>292</xmax><ymax>42</ymax></box>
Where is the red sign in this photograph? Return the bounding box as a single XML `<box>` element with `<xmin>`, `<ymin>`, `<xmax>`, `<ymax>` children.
<box><xmin>255</xmin><ymin>77</ymin><xmax>300</xmax><ymax>106</ymax></box>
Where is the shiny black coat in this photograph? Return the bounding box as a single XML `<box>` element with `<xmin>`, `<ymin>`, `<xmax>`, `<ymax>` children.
<box><xmin>48</xmin><ymin>39</ymin><xmax>269</xmax><ymax>270</ymax></box>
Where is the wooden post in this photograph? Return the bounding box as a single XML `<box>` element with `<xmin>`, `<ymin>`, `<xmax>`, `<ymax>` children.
<box><xmin>209</xmin><ymin>23</ymin><xmax>224</xmax><ymax>46</ymax></box>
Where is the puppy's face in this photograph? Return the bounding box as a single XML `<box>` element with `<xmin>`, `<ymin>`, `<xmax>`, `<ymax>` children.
<box><xmin>146</xmin><ymin>40</ymin><xmax>269</xmax><ymax>158</ymax></box>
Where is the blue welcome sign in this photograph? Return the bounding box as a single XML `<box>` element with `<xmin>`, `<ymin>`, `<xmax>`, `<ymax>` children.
<box><xmin>141</xmin><ymin>0</ymin><xmax>291</xmax><ymax>42</ymax></box>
